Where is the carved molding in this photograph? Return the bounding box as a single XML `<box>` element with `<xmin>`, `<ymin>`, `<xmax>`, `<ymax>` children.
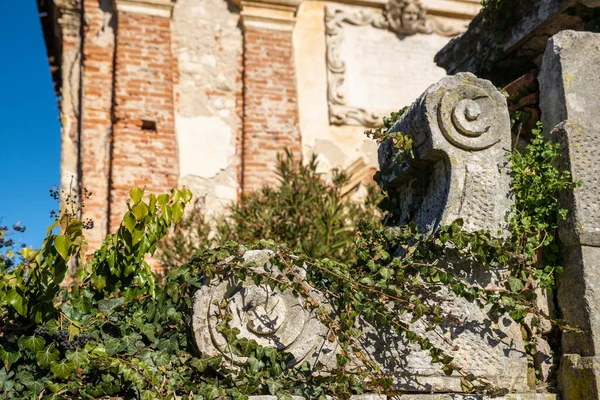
<box><xmin>236</xmin><ymin>0</ymin><xmax>302</xmax><ymax>31</ymax></box>
<box><xmin>325</xmin><ymin>1</ymin><xmax>463</xmax><ymax>127</ymax></box>
<box><xmin>114</xmin><ymin>0</ymin><xmax>176</xmax><ymax>18</ymax></box>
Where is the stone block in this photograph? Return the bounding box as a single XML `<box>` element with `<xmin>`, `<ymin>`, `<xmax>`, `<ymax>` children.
<box><xmin>435</xmin><ymin>0</ymin><xmax>598</xmax><ymax>85</ymax></box>
<box><xmin>559</xmin><ymin>354</ymin><xmax>600</xmax><ymax>399</ymax></box>
<box><xmin>538</xmin><ymin>29</ymin><xmax>600</xmax><ymax>399</ymax></box>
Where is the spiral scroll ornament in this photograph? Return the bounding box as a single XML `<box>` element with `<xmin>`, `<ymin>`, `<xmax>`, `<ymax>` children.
<box><xmin>192</xmin><ymin>251</ymin><xmax>337</xmax><ymax>368</ymax></box>
<box><xmin>437</xmin><ymin>85</ymin><xmax>502</xmax><ymax>151</ymax></box>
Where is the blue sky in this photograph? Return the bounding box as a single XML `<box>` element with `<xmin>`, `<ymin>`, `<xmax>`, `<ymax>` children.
<box><xmin>0</xmin><ymin>1</ymin><xmax>61</xmax><ymax>249</ymax></box>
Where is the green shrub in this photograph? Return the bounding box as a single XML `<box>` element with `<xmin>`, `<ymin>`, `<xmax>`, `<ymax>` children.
<box><xmin>158</xmin><ymin>151</ymin><xmax>383</xmax><ymax>271</ymax></box>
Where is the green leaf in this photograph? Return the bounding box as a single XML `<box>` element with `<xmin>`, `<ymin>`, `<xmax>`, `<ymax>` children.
<box><xmin>36</xmin><ymin>346</ymin><xmax>60</xmax><ymax>369</ymax></box>
<box><xmin>0</xmin><ymin>345</ymin><xmax>21</xmax><ymax>369</ymax></box>
<box><xmin>5</xmin><ymin>289</ymin><xmax>27</xmax><ymax>316</ymax></box>
<box><xmin>130</xmin><ymin>187</ymin><xmax>144</xmax><ymax>203</ymax></box>
<box><xmin>50</xmin><ymin>360</ymin><xmax>74</xmax><ymax>380</ymax></box>
<box><xmin>157</xmin><ymin>194</ymin><xmax>169</xmax><ymax>206</ymax></box>
<box><xmin>65</xmin><ymin>349</ymin><xmax>89</xmax><ymax>365</ymax></box>
<box><xmin>190</xmin><ymin>357</ymin><xmax>209</xmax><ymax>372</ymax></box>
<box><xmin>16</xmin><ymin>371</ymin><xmax>44</xmax><ymax>394</ymax></box>
<box><xmin>379</xmin><ymin>267</ymin><xmax>393</xmax><ymax>280</ymax></box>
<box><xmin>105</xmin><ymin>338</ymin><xmax>124</xmax><ymax>356</ymax></box>
<box><xmin>123</xmin><ymin>211</ymin><xmax>137</xmax><ymax>233</ymax></box>
<box><xmin>98</xmin><ymin>298</ymin><xmax>125</xmax><ymax>313</ymax></box>
<box><xmin>508</xmin><ymin>276</ymin><xmax>525</xmax><ymax>293</ymax></box>
<box><xmin>91</xmin><ymin>274</ymin><xmax>106</xmax><ymax>291</ymax></box>
<box><xmin>172</xmin><ymin>203</ymin><xmax>184</xmax><ymax>223</ymax></box>
<box><xmin>22</xmin><ymin>335</ymin><xmax>45</xmax><ymax>354</ymax></box>
<box><xmin>132</xmin><ymin>201</ymin><xmax>149</xmax><ymax>221</ymax></box>
<box><xmin>54</xmin><ymin>234</ymin><xmax>72</xmax><ymax>260</ymax></box>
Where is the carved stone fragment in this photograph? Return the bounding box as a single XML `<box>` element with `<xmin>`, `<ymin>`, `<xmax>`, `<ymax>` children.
<box><xmin>377</xmin><ymin>72</ymin><xmax>512</xmax><ymax>234</ymax></box>
<box><xmin>192</xmin><ymin>250</ymin><xmax>339</xmax><ymax>369</ymax></box>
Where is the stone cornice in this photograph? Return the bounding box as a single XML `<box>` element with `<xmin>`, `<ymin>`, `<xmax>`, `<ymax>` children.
<box><xmin>114</xmin><ymin>0</ymin><xmax>176</xmax><ymax>18</ymax></box>
<box><xmin>322</xmin><ymin>0</ymin><xmax>480</xmax><ymax>20</ymax></box>
<box><xmin>234</xmin><ymin>0</ymin><xmax>303</xmax><ymax>31</ymax></box>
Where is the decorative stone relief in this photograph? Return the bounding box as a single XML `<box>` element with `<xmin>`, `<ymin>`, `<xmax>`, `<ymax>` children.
<box><xmin>192</xmin><ymin>250</ymin><xmax>339</xmax><ymax>369</ymax></box>
<box><xmin>377</xmin><ymin>72</ymin><xmax>512</xmax><ymax>234</ymax></box>
<box><xmin>325</xmin><ymin>2</ymin><xmax>463</xmax><ymax>127</ymax></box>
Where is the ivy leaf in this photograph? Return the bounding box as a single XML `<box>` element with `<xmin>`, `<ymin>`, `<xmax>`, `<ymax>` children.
<box><xmin>36</xmin><ymin>346</ymin><xmax>60</xmax><ymax>369</ymax></box>
<box><xmin>508</xmin><ymin>276</ymin><xmax>524</xmax><ymax>293</ymax></box>
<box><xmin>54</xmin><ymin>235</ymin><xmax>72</xmax><ymax>260</ymax></box>
<box><xmin>105</xmin><ymin>338</ymin><xmax>124</xmax><ymax>357</ymax></box>
<box><xmin>0</xmin><ymin>345</ymin><xmax>21</xmax><ymax>369</ymax></box>
<box><xmin>190</xmin><ymin>357</ymin><xmax>208</xmax><ymax>372</ymax></box>
<box><xmin>98</xmin><ymin>298</ymin><xmax>125</xmax><ymax>314</ymax></box>
<box><xmin>16</xmin><ymin>371</ymin><xmax>43</xmax><ymax>394</ymax></box>
<box><xmin>65</xmin><ymin>349</ymin><xmax>88</xmax><ymax>365</ymax></box>
<box><xmin>5</xmin><ymin>289</ymin><xmax>27</xmax><ymax>316</ymax></box>
<box><xmin>22</xmin><ymin>335</ymin><xmax>45</xmax><ymax>354</ymax></box>
<box><xmin>50</xmin><ymin>360</ymin><xmax>74</xmax><ymax>380</ymax></box>
<box><xmin>266</xmin><ymin>378</ymin><xmax>283</xmax><ymax>394</ymax></box>
<box><xmin>379</xmin><ymin>267</ymin><xmax>394</xmax><ymax>280</ymax></box>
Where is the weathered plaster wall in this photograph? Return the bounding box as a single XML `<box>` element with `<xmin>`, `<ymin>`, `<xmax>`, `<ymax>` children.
<box><xmin>294</xmin><ymin>0</ymin><xmax>476</xmax><ymax>178</ymax></box>
<box><xmin>173</xmin><ymin>0</ymin><xmax>243</xmax><ymax>214</ymax></box>
<box><xmin>295</xmin><ymin>1</ymin><xmax>378</xmax><ymax>176</ymax></box>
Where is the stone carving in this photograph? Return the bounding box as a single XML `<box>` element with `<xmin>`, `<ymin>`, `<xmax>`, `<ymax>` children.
<box><xmin>377</xmin><ymin>72</ymin><xmax>512</xmax><ymax>234</ymax></box>
<box><xmin>384</xmin><ymin>0</ymin><xmax>461</xmax><ymax>36</ymax></box>
<box><xmin>325</xmin><ymin>5</ymin><xmax>463</xmax><ymax>127</ymax></box>
<box><xmin>192</xmin><ymin>250</ymin><xmax>528</xmax><ymax>392</ymax></box>
<box><xmin>192</xmin><ymin>250</ymin><xmax>338</xmax><ymax>368</ymax></box>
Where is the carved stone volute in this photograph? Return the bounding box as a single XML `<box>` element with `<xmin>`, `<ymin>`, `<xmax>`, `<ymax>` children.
<box><xmin>377</xmin><ymin>72</ymin><xmax>512</xmax><ymax>234</ymax></box>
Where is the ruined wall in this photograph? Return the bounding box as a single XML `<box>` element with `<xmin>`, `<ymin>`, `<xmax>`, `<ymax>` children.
<box><xmin>55</xmin><ymin>0</ymin><xmax>82</xmax><ymax>204</ymax></box>
<box><xmin>172</xmin><ymin>0</ymin><xmax>243</xmax><ymax>214</ymax></box>
<box><xmin>295</xmin><ymin>1</ymin><xmax>378</xmax><ymax>177</ymax></box>
<box><xmin>294</xmin><ymin>0</ymin><xmax>478</xmax><ymax>183</ymax></box>
<box><xmin>110</xmin><ymin>9</ymin><xmax>179</xmax><ymax>231</ymax></box>
<box><xmin>79</xmin><ymin>0</ymin><xmax>116</xmax><ymax>248</ymax></box>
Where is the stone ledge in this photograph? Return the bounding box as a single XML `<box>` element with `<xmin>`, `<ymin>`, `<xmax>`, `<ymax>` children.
<box><xmin>114</xmin><ymin>0</ymin><xmax>175</xmax><ymax>18</ymax></box>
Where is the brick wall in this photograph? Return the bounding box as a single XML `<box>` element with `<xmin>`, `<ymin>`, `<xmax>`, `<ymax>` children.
<box><xmin>241</xmin><ymin>27</ymin><xmax>301</xmax><ymax>193</ymax></box>
<box><xmin>79</xmin><ymin>0</ymin><xmax>115</xmax><ymax>248</ymax></box>
<box><xmin>110</xmin><ymin>11</ymin><xmax>179</xmax><ymax>232</ymax></box>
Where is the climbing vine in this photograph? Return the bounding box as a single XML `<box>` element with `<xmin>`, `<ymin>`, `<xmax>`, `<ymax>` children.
<box><xmin>0</xmin><ymin>117</ymin><xmax>578</xmax><ymax>398</ymax></box>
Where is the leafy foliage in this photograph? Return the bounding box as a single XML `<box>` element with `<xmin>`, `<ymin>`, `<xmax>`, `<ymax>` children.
<box><xmin>0</xmin><ymin>121</ymin><xmax>578</xmax><ymax>398</ymax></box>
<box><xmin>506</xmin><ymin>122</ymin><xmax>580</xmax><ymax>290</ymax></box>
<box><xmin>158</xmin><ymin>150</ymin><xmax>383</xmax><ymax>271</ymax></box>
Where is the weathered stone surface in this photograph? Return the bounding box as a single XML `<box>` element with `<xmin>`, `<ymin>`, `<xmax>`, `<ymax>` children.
<box><xmin>559</xmin><ymin>354</ymin><xmax>600</xmax><ymax>399</ymax></box>
<box><xmin>533</xmin><ymin>337</ymin><xmax>554</xmax><ymax>383</ymax></box>
<box><xmin>538</xmin><ymin>30</ymin><xmax>600</xmax><ymax>399</ymax></box>
<box><xmin>168</xmin><ymin>394</ymin><xmax>556</xmax><ymax>400</ymax></box>
<box><xmin>393</xmin><ymin>395</ymin><xmax>556</xmax><ymax>400</ymax></box>
<box><xmin>377</xmin><ymin>72</ymin><xmax>512</xmax><ymax>235</ymax></box>
<box><xmin>359</xmin><ymin>290</ymin><xmax>528</xmax><ymax>392</ymax></box>
<box><xmin>435</xmin><ymin>0</ymin><xmax>598</xmax><ymax>85</ymax></box>
<box><xmin>193</xmin><ymin>248</ymin><xmax>528</xmax><ymax>393</ymax></box>
<box><xmin>192</xmin><ymin>250</ymin><xmax>339</xmax><ymax>369</ymax></box>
